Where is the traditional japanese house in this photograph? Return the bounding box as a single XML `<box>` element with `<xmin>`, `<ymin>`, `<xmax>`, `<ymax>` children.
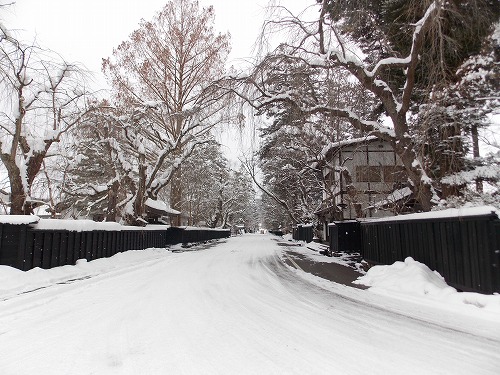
<box><xmin>316</xmin><ymin>136</ymin><xmax>417</xmax><ymax>238</ymax></box>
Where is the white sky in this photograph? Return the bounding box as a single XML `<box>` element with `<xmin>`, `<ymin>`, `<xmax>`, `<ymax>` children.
<box><xmin>3</xmin><ymin>1</ymin><xmax>497</xmax><ymax>160</ymax></box>
<box><xmin>2</xmin><ymin>0</ymin><xmax>306</xmax><ymax>86</ymax></box>
<box><xmin>2</xmin><ymin>0</ymin><xmax>308</xmax><ymax>161</ymax></box>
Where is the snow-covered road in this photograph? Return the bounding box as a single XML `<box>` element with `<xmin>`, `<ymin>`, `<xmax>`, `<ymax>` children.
<box><xmin>0</xmin><ymin>234</ymin><xmax>498</xmax><ymax>374</ymax></box>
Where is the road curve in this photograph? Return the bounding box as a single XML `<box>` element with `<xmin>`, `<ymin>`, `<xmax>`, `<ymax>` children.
<box><xmin>0</xmin><ymin>234</ymin><xmax>498</xmax><ymax>374</ymax></box>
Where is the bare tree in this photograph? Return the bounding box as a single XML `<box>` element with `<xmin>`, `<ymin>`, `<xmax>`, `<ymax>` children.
<box><xmin>227</xmin><ymin>0</ymin><xmax>457</xmax><ymax>211</ymax></box>
<box><xmin>102</xmin><ymin>0</ymin><xmax>232</xmax><ymax>222</ymax></box>
<box><xmin>0</xmin><ymin>27</ymin><xmax>90</xmax><ymax>214</ymax></box>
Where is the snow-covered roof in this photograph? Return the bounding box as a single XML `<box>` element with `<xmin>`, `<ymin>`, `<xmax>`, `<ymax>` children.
<box><xmin>320</xmin><ymin>135</ymin><xmax>379</xmax><ymax>159</ymax></box>
<box><xmin>373</xmin><ymin>187</ymin><xmax>413</xmax><ymax>209</ymax></box>
<box><xmin>330</xmin><ymin>135</ymin><xmax>379</xmax><ymax>149</ymax></box>
<box><xmin>145</xmin><ymin>198</ymin><xmax>180</xmax><ymax>215</ymax></box>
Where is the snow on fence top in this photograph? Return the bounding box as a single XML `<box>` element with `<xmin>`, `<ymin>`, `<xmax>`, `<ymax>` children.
<box><xmin>0</xmin><ymin>215</ymin><xmax>40</xmax><ymax>225</ymax></box>
<box><xmin>297</xmin><ymin>223</ymin><xmax>314</xmax><ymax>227</ymax></box>
<box><xmin>182</xmin><ymin>226</ymin><xmax>230</xmax><ymax>231</ymax></box>
<box><xmin>0</xmin><ymin>216</ymin><xmax>230</xmax><ymax>232</ymax></box>
<box><xmin>0</xmin><ymin>216</ymin><xmax>170</xmax><ymax>231</ymax></box>
<box><xmin>363</xmin><ymin>205</ymin><xmax>499</xmax><ymax>223</ymax></box>
<box><xmin>33</xmin><ymin>219</ymin><xmax>127</xmax><ymax>232</ymax></box>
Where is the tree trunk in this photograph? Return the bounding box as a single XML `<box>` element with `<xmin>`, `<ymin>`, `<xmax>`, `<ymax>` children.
<box><xmin>134</xmin><ymin>153</ymin><xmax>147</xmax><ymax>223</ymax></box>
<box><xmin>124</xmin><ymin>153</ymin><xmax>147</xmax><ymax>226</ymax></box>
<box><xmin>106</xmin><ymin>180</ymin><xmax>120</xmax><ymax>222</ymax></box>
<box><xmin>9</xmin><ymin>176</ymin><xmax>27</xmax><ymax>215</ymax></box>
<box><xmin>215</xmin><ymin>193</ymin><xmax>223</xmax><ymax>227</ymax></box>
<box><xmin>471</xmin><ymin>124</ymin><xmax>483</xmax><ymax>193</ymax></box>
<box><xmin>340</xmin><ymin>169</ymin><xmax>364</xmax><ymax>218</ymax></box>
<box><xmin>440</xmin><ymin>123</ymin><xmax>464</xmax><ymax>198</ymax></box>
<box><xmin>0</xmin><ymin>154</ymin><xmax>28</xmax><ymax>215</ymax></box>
<box><xmin>394</xmin><ymin>139</ymin><xmax>434</xmax><ymax>212</ymax></box>
<box><xmin>170</xmin><ymin>166</ymin><xmax>182</xmax><ymax>226</ymax></box>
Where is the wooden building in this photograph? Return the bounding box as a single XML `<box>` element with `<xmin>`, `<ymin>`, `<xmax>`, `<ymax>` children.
<box><xmin>316</xmin><ymin>136</ymin><xmax>416</xmax><ymax>237</ymax></box>
<box><xmin>145</xmin><ymin>198</ymin><xmax>181</xmax><ymax>225</ymax></box>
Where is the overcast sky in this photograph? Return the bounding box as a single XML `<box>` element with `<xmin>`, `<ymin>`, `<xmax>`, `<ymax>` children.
<box><xmin>1</xmin><ymin>0</ymin><xmax>309</xmax><ymax>161</ymax></box>
<box><xmin>2</xmin><ymin>0</ymin><xmax>306</xmax><ymax>86</ymax></box>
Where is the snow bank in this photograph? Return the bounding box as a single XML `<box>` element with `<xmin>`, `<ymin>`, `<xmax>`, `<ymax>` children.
<box><xmin>354</xmin><ymin>257</ymin><xmax>500</xmax><ymax>312</ymax></box>
<box><xmin>0</xmin><ymin>247</ymin><xmax>179</xmax><ymax>300</ymax></box>
<box><xmin>292</xmin><ymin>241</ymin><xmax>367</xmax><ymax>273</ymax></box>
<box><xmin>305</xmin><ymin>241</ymin><xmax>325</xmax><ymax>253</ymax></box>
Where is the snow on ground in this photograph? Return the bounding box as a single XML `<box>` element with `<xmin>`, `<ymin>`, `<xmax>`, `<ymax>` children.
<box><xmin>0</xmin><ymin>245</ymin><xmax>183</xmax><ymax>301</ymax></box>
<box><xmin>353</xmin><ymin>257</ymin><xmax>500</xmax><ymax>313</ymax></box>
<box><xmin>281</xmin><ymin>235</ymin><xmax>367</xmax><ymax>271</ymax></box>
<box><xmin>282</xmin><ymin>233</ymin><xmax>500</xmax><ymax>313</ymax></box>
<box><xmin>0</xmin><ymin>234</ymin><xmax>499</xmax><ymax>374</ymax></box>
<box><xmin>271</xmin><ymin>237</ymin><xmax>500</xmax><ymax>355</ymax></box>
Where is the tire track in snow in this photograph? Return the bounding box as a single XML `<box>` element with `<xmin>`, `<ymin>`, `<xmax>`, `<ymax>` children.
<box><xmin>0</xmin><ymin>234</ymin><xmax>498</xmax><ymax>375</ymax></box>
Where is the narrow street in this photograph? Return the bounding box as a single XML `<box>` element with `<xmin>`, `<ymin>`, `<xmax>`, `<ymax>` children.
<box><xmin>0</xmin><ymin>234</ymin><xmax>498</xmax><ymax>374</ymax></box>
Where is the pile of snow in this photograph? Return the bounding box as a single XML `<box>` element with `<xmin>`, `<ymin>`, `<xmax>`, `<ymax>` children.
<box><xmin>292</xmin><ymin>241</ymin><xmax>367</xmax><ymax>272</ymax></box>
<box><xmin>354</xmin><ymin>257</ymin><xmax>500</xmax><ymax>312</ymax></box>
<box><xmin>276</xmin><ymin>237</ymin><xmax>366</xmax><ymax>272</ymax></box>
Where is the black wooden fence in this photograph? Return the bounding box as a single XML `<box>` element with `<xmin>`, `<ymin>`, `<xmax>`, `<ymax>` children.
<box><xmin>292</xmin><ymin>224</ymin><xmax>313</xmax><ymax>243</ymax></box>
<box><xmin>0</xmin><ymin>222</ymin><xmax>230</xmax><ymax>272</ymax></box>
<box><xmin>328</xmin><ymin>220</ymin><xmax>361</xmax><ymax>255</ymax></box>
<box><xmin>328</xmin><ymin>212</ymin><xmax>500</xmax><ymax>294</ymax></box>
